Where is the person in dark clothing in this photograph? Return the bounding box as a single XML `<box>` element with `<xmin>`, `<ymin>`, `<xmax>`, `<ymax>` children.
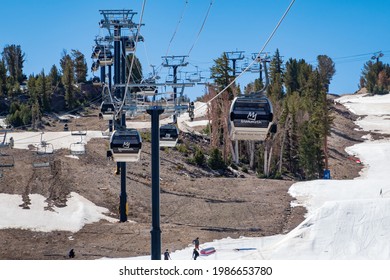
<box><xmin>68</xmin><ymin>249</ymin><xmax>75</xmax><ymax>258</ymax></box>
<box><xmin>193</xmin><ymin>237</ymin><xmax>200</xmax><ymax>250</ymax></box>
<box><xmin>164</xmin><ymin>249</ymin><xmax>171</xmax><ymax>260</ymax></box>
<box><xmin>192</xmin><ymin>248</ymin><xmax>199</xmax><ymax>260</ymax></box>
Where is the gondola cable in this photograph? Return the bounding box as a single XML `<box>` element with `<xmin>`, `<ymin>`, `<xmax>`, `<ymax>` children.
<box><xmin>187</xmin><ymin>0</ymin><xmax>213</xmax><ymax>56</ymax></box>
<box><xmin>166</xmin><ymin>0</ymin><xmax>189</xmax><ymax>57</ymax></box>
<box><xmin>118</xmin><ymin>0</ymin><xmax>147</xmax><ymax>116</ymax></box>
<box><xmin>194</xmin><ymin>0</ymin><xmax>296</xmax><ymax>114</ymax></box>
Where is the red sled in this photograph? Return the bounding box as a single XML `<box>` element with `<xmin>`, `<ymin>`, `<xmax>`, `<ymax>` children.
<box><xmin>200</xmin><ymin>247</ymin><xmax>216</xmax><ymax>255</ymax></box>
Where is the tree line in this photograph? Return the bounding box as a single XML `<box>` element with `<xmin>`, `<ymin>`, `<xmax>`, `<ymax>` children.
<box><xmin>0</xmin><ymin>45</ymin><xmax>88</xmax><ymax>128</ymax></box>
<box><xmin>360</xmin><ymin>59</ymin><xmax>390</xmax><ymax>95</ymax></box>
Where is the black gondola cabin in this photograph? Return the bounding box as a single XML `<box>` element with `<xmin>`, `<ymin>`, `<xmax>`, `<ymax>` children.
<box><xmin>229</xmin><ymin>96</ymin><xmax>274</xmax><ymax>141</ymax></box>
<box><xmin>100</xmin><ymin>102</ymin><xmax>116</xmax><ymax>121</ymax></box>
<box><xmin>160</xmin><ymin>124</ymin><xmax>179</xmax><ymax>147</ymax></box>
<box><xmin>109</xmin><ymin>129</ymin><xmax>142</xmax><ymax>162</ymax></box>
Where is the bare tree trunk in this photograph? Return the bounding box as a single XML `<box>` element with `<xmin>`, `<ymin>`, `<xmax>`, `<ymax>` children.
<box><xmin>279</xmin><ymin>115</ymin><xmax>290</xmax><ymax>174</ymax></box>
<box><xmin>264</xmin><ymin>143</ymin><xmax>268</xmax><ymax>176</ymax></box>
<box><xmin>249</xmin><ymin>141</ymin><xmax>255</xmax><ymax>170</ymax></box>
<box><xmin>268</xmin><ymin>145</ymin><xmax>273</xmax><ymax>176</ymax></box>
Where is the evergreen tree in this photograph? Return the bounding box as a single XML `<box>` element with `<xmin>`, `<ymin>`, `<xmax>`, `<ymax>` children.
<box><xmin>316</xmin><ymin>55</ymin><xmax>335</xmax><ymax>92</ymax></box>
<box><xmin>298</xmin><ymin>121</ymin><xmax>323</xmax><ymax>179</ymax></box>
<box><xmin>48</xmin><ymin>64</ymin><xmax>61</xmax><ymax>89</ymax></box>
<box><xmin>36</xmin><ymin>70</ymin><xmax>51</xmax><ymax>112</ymax></box>
<box><xmin>210</xmin><ymin>52</ymin><xmax>234</xmax><ymax>99</ymax></box>
<box><xmin>61</xmin><ymin>56</ymin><xmax>75</xmax><ymax>109</ymax></box>
<box><xmin>284</xmin><ymin>58</ymin><xmax>299</xmax><ymax>95</ymax></box>
<box><xmin>361</xmin><ymin>60</ymin><xmax>390</xmax><ymax>94</ymax></box>
<box><xmin>208</xmin><ymin>148</ymin><xmax>226</xmax><ymax>170</ymax></box>
<box><xmin>71</xmin><ymin>49</ymin><xmax>87</xmax><ymax>83</ymax></box>
<box><xmin>2</xmin><ymin>44</ymin><xmax>25</xmax><ymax>84</ymax></box>
<box><xmin>27</xmin><ymin>74</ymin><xmax>37</xmax><ymax>100</ymax></box>
<box><xmin>0</xmin><ymin>60</ymin><xmax>7</xmax><ymax>96</ymax></box>
<box><xmin>267</xmin><ymin>49</ymin><xmax>284</xmax><ymax>101</ymax></box>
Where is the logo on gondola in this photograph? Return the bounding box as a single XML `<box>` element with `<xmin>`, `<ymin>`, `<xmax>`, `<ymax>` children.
<box><xmin>247</xmin><ymin>112</ymin><xmax>257</xmax><ymax>121</ymax></box>
<box><xmin>123</xmin><ymin>142</ymin><xmax>131</xmax><ymax>148</ymax></box>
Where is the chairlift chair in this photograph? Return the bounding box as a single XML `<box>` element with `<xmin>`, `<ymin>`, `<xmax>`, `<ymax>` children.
<box><xmin>0</xmin><ymin>130</ymin><xmax>10</xmax><ymax>148</ymax></box>
<box><xmin>160</xmin><ymin>124</ymin><xmax>179</xmax><ymax>147</ymax></box>
<box><xmin>139</xmin><ymin>86</ymin><xmax>157</xmax><ymax>96</ymax></box>
<box><xmin>109</xmin><ymin>128</ymin><xmax>142</xmax><ymax>162</ymax></box>
<box><xmin>70</xmin><ymin>142</ymin><xmax>86</xmax><ymax>155</ymax></box>
<box><xmin>36</xmin><ymin>141</ymin><xmax>55</xmax><ymax>155</ymax></box>
<box><xmin>0</xmin><ymin>153</ymin><xmax>14</xmax><ymax>168</ymax></box>
<box><xmin>33</xmin><ymin>139</ymin><xmax>54</xmax><ymax>168</ymax></box>
<box><xmin>71</xmin><ymin>129</ymin><xmax>87</xmax><ymax>136</ymax></box>
<box><xmin>229</xmin><ymin>95</ymin><xmax>275</xmax><ymax>141</ymax></box>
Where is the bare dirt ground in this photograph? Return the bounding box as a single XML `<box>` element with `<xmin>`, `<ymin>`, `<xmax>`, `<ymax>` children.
<box><xmin>0</xmin><ymin>97</ymin><xmax>366</xmax><ymax>260</ymax></box>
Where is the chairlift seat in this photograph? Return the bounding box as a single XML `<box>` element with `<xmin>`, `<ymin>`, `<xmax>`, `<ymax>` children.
<box><xmin>0</xmin><ymin>153</ymin><xmax>14</xmax><ymax>168</ymax></box>
<box><xmin>71</xmin><ymin>130</ymin><xmax>87</xmax><ymax>136</ymax></box>
<box><xmin>70</xmin><ymin>142</ymin><xmax>86</xmax><ymax>155</ymax></box>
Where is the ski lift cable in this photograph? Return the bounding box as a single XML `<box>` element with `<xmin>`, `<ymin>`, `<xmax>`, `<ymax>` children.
<box><xmin>194</xmin><ymin>0</ymin><xmax>296</xmax><ymax>113</ymax></box>
<box><xmin>165</xmin><ymin>0</ymin><xmax>189</xmax><ymax>57</ymax></box>
<box><xmin>187</xmin><ymin>0</ymin><xmax>213</xmax><ymax>56</ymax></box>
<box><xmin>118</xmin><ymin>0</ymin><xmax>147</xmax><ymax>115</ymax></box>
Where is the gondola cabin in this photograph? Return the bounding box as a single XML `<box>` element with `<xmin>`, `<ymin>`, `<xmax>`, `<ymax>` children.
<box><xmin>98</xmin><ymin>49</ymin><xmax>113</xmax><ymax>66</ymax></box>
<box><xmin>100</xmin><ymin>102</ymin><xmax>116</xmax><ymax>121</ymax></box>
<box><xmin>92</xmin><ymin>76</ymin><xmax>101</xmax><ymax>86</ymax></box>
<box><xmin>229</xmin><ymin>96</ymin><xmax>274</xmax><ymax>141</ymax></box>
<box><xmin>109</xmin><ymin>128</ymin><xmax>142</xmax><ymax>162</ymax></box>
<box><xmin>160</xmin><ymin>124</ymin><xmax>179</xmax><ymax>147</ymax></box>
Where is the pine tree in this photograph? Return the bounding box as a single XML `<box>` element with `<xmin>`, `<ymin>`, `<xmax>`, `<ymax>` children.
<box><xmin>48</xmin><ymin>64</ymin><xmax>61</xmax><ymax>89</ymax></box>
<box><xmin>71</xmin><ymin>49</ymin><xmax>87</xmax><ymax>83</ymax></box>
<box><xmin>0</xmin><ymin>60</ymin><xmax>7</xmax><ymax>97</ymax></box>
<box><xmin>210</xmin><ymin>52</ymin><xmax>234</xmax><ymax>100</ymax></box>
<box><xmin>2</xmin><ymin>44</ymin><xmax>25</xmax><ymax>85</ymax></box>
<box><xmin>267</xmin><ymin>49</ymin><xmax>284</xmax><ymax>101</ymax></box>
<box><xmin>62</xmin><ymin>57</ymin><xmax>75</xmax><ymax>109</ymax></box>
<box><xmin>317</xmin><ymin>55</ymin><xmax>335</xmax><ymax>92</ymax></box>
<box><xmin>36</xmin><ymin>70</ymin><xmax>51</xmax><ymax>112</ymax></box>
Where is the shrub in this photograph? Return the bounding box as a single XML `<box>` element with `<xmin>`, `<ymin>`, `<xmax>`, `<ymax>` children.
<box><xmin>207</xmin><ymin>148</ymin><xmax>226</xmax><ymax>170</ymax></box>
<box><xmin>193</xmin><ymin>148</ymin><xmax>205</xmax><ymax>166</ymax></box>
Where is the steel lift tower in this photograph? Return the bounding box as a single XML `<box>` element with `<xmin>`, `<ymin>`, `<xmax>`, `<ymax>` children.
<box><xmin>225</xmin><ymin>51</ymin><xmax>245</xmax><ymax>164</ymax></box>
<box><xmin>99</xmin><ymin>9</ymin><xmax>144</xmax><ymax>98</ymax></box>
<box><xmin>162</xmin><ymin>55</ymin><xmax>189</xmax><ymax>123</ymax></box>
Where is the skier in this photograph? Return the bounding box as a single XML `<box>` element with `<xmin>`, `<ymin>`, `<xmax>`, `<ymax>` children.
<box><xmin>192</xmin><ymin>237</ymin><xmax>200</xmax><ymax>250</ymax></box>
<box><xmin>164</xmin><ymin>249</ymin><xmax>171</xmax><ymax>260</ymax></box>
<box><xmin>192</xmin><ymin>248</ymin><xmax>199</xmax><ymax>260</ymax></box>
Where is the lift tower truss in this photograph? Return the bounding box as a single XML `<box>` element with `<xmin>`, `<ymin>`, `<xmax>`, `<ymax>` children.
<box><xmin>161</xmin><ymin>55</ymin><xmax>190</xmax><ymax>123</ymax></box>
<box><xmin>98</xmin><ymin>10</ymin><xmax>144</xmax><ymax>98</ymax></box>
<box><xmin>225</xmin><ymin>50</ymin><xmax>245</xmax><ymax>77</ymax></box>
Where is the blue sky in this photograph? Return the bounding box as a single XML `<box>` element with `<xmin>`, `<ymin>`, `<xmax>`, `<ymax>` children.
<box><xmin>1</xmin><ymin>0</ymin><xmax>390</xmax><ymax>100</ymax></box>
